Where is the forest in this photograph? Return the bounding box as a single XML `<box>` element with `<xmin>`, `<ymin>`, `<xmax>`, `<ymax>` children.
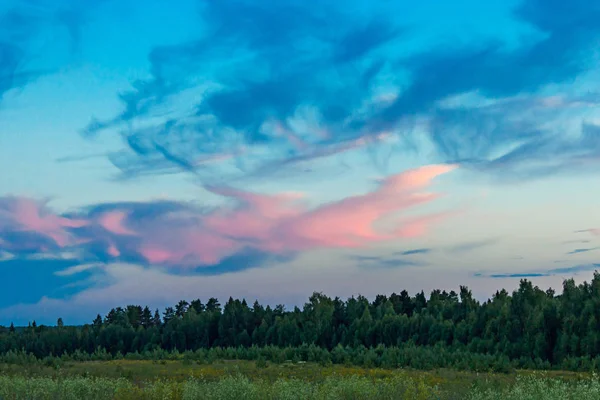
<box><xmin>2</xmin><ymin>275</ymin><xmax>600</xmax><ymax>372</ymax></box>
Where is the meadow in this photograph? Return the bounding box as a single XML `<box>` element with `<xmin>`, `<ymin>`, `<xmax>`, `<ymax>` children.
<box><xmin>0</xmin><ymin>359</ymin><xmax>599</xmax><ymax>399</ymax></box>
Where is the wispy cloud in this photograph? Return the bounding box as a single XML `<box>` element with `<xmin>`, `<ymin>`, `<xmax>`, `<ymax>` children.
<box><xmin>563</xmin><ymin>239</ymin><xmax>591</xmax><ymax>244</ymax></box>
<box><xmin>567</xmin><ymin>247</ymin><xmax>600</xmax><ymax>255</ymax></box>
<box><xmin>350</xmin><ymin>254</ymin><xmax>426</xmax><ymax>269</ymax></box>
<box><xmin>574</xmin><ymin>229</ymin><xmax>600</xmax><ymax>236</ymax></box>
<box><xmin>54</xmin><ymin>263</ymin><xmax>103</xmax><ymax>277</ymax></box>
<box><xmin>446</xmin><ymin>238</ymin><xmax>499</xmax><ymax>254</ymax></box>
<box><xmin>0</xmin><ymin>164</ymin><xmax>455</xmax><ymax>272</ymax></box>
<box><xmin>0</xmin><ymin>251</ymin><xmax>14</xmax><ymax>262</ymax></box>
<box><xmin>548</xmin><ymin>264</ymin><xmax>600</xmax><ymax>275</ymax></box>
<box><xmin>395</xmin><ymin>248</ymin><xmax>432</xmax><ymax>256</ymax></box>
<box><xmin>488</xmin><ymin>273</ymin><xmax>549</xmax><ymax>278</ymax></box>
<box><xmin>73</xmin><ymin>0</ymin><xmax>600</xmax><ymax>182</ymax></box>
<box><xmin>0</xmin><ymin>1</ymin><xmax>104</xmax><ymax>106</ymax></box>
<box><xmin>476</xmin><ymin>263</ymin><xmax>600</xmax><ymax>279</ymax></box>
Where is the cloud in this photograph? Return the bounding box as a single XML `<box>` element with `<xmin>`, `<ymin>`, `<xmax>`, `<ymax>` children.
<box><xmin>547</xmin><ymin>264</ymin><xmax>600</xmax><ymax>275</ymax></box>
<box><xmin>0</xmin><ymin>251</ymin><xmax>14</xmax><ymax>262</ymax></box>
<box><xmin>574</xmin><ymin>229</ymin><xmax>600</xmax><ymax>236</ymax></box>
<box><xmin>425</xmin><ymin>100</ymin><xmax>600</xmax><ymax>181</ymax></box>
<box><xmin>476</xmin><ymin>263</ymin><xmax>600</xmax><ymax>279</ymax></box>
<box><xmin>74</xmin><ymin>0</ymin><xmax>600</xmax><ymax>182</ymax></box>
<box><xmin>0</xmin><ymin>196</ymin><xmax>88</xmax><ymax>253</ymax></box>
<box><xmin>0</xmin><ymin>164</ymin><xmax>456</xmax><ymax>270</ymax></box>
<box><xmin>372</xmin><ymin>0</ymin><xmax>600</xmax><ymax>180</ymax></box>
<box><xmin>395</xmin><ymin>248</ymin><xmax>432</xmax><ymax>256</ymax></box>
<box><xmin>54</xmin><ymin>263</ymin><xmax>103</xmax><ymax>277</ymax></box>
<box><xmin>79</xmin><ymin>1</ymin><xmax>406</xmax><ymax>181</ymax></box>
<box><xmin>353</xmin><ymin>255</ymin><xmax>425</xmax><ymax>269</ymax></box>
<box><xmin>0</xmin><ymin>258</ymin><xmax>97</xmax><ymax>308</ymax></box>
<box><xmin>566</xmin><ymin>247</ymin><xmax>600</xmax><ymax>255</ymax></box>
<box><xmin>445</xmin><ymin>238</ymin><xmax>499</xmax><ymax>254</ymax></box>
<box><xmin>487</xmin><ymin>273</ymin><xmax>549</xmax><ymax>278</ymax></box>
<box><xmin>350</xmin><ymin>248</ymin><xmax>431</xmax><ymax>269</ymax></box>
<box><xmin>0</xmin><ymin>1</ymin><xmax>104</xmax><ymax>107</ymax></box>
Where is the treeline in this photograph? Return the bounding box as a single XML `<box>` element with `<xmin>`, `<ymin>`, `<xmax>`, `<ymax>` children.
<box><xmin>3</xmin><ymin>274</ymin><xmax>600</xmax><ymax>371</ymax></box>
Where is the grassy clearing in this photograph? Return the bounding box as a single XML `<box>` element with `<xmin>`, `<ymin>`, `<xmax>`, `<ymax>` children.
<box><xmin>0</xmin><ymin>373</ymin><xmax>599</xmax><ymax>400</ymax></box>
<box><xmin>0</xmin><ymin>360</ymin><xmax>597</xmax><ymax>399</ymax></box>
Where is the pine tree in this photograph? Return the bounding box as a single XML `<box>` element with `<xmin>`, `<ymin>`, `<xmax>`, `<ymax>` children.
<box><xmin>93</xmin><ymin>314</ymin><xmax>103</xmax><ymax>328</ymax></box>
<box><xmin>141</xmin><ymin>306</ymin><xmax>152</xmax><ymax>328</ymax></box>
<box><xmin>152</xmin><ymin>309</ymin><xmax>162</xmax><ymax>327</ymax></box>
<box><xmin>163</xmin><ymin>307</ymin><xmax>175</xmax><ymax>324</ymax></box>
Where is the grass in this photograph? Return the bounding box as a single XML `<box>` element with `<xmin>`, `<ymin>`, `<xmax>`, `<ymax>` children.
<box><xmin>0</xmin><ymin>360</ymin><xmax>597</xmax><ymax>399</ymax></box>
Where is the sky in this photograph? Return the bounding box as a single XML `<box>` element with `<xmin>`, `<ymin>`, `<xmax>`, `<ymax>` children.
<box><xmin>1</xmin><ymin>0</ymin><xmax>600</xmax><ymax>325</ymax></box>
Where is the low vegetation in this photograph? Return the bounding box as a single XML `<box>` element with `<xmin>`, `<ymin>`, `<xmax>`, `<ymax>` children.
<box><xmin>0</xmin><ymin>370</ymin><xmax>598</xmax><ymax>400</ymax></box>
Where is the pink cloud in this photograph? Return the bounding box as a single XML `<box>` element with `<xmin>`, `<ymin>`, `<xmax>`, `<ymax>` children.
<box><xmin>0</xmin><ymin>197</ymin><xmax>88</xmax><ymax>250</ymax></box>
<box><xmin>98</xmin><ymin>211</ymin><xmax>136</xmax><ymax>235</ymax></box>
<box><xmin>0</xmin><ymin>164</ymin><xmax>457</xmax><ymax>267</ymax></box>
<box><xmin>159</xmin><ymin>163</ymin><xmax>456</xmax><ymax>264</ymax></box>
<box><xmin>270</xmin><ymin>164</ymin><xmax>456</xmax><ymax>249</ymax></box>
<box><xmin>107</xmin><ymin>244</ymin><xmax>121</xmax><ymax>257</ymax></box>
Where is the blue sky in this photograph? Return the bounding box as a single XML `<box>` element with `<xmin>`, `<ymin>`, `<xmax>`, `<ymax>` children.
<box><xmin>1</xmin><ymin>0</ymin><xmax>600</xmax><ymax>325</ymax></box>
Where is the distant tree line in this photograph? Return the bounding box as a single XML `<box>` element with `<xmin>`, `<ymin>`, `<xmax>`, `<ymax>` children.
<box><xmin>3</xmin><ymin>274</ymin><xmax>600</xmax><ymax>371</ymax></box>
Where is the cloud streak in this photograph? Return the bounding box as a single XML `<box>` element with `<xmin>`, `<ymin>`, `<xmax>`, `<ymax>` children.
<box><xmin>574</xmin><ymin>229</ymin><xmax>600</xmax><ymax>236</ymax></box>
<box><xmin>446</xmin><ymin>238</ymin><xmax>499</xmax><ymax>254</ymax></box>
<box><xmin>476</xmin><ymin>263</ymin><xmax>600</xmax><ymax>279</ymax></box>
<box><xmin>395</xmin><ymin>248</ymin><xmax>432</xmax><ymax>256</ymax></box>
<box><xmin>566</xmin><ymin>247</ymin><xmax>600</xmax><ymax>255</ymax></box>
<box><xmin>351</xmin><ymin>254</ymin><xmax>426</xmax><ymax>269</ymax></box>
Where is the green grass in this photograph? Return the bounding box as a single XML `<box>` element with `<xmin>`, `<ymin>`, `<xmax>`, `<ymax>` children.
<box><xmin>0</xmin><ymin>360</ymin><xmax>598</xmax><ymax>399</ymax></box>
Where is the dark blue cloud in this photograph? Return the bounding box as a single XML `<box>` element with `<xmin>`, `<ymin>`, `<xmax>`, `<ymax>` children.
<box><xmin>548</xmin><ymin>264</ymin><xmax>600</xmax><ymax>274</ymax></box>
<box><xmin>0</xmin><ymin>1</ymin><xmax>104</xmax><ymax>106</ymax></box>
<box><xmin>0</xmin><ymin>24</ymin><xmax>41</xmax><ymax>104</ymax></box>
<box><xmin>488</xmin><ymin>273</ymin><xmax>549</xmax><ymax>278</ymax></box>
<box><xmin>373</xmin><ymin>0</ymin><xmax>600</xmax><ymax>180</ymax></box>
<box><xmin>77</xmin><ymin>0</ymin><xmax>600</xmax><ymax>182</ymax></box>
<box><xmin>81</xmin><ymin>199</ymin><xmax>197</xmax><ymax>221</ymax></box>
<box><xmin>81</xmin><ymin>0</ymin><xmax>402</xmax><ymax>181</ymax></box>
<box><xmin>170</xmin><ymin>248</ymin><xmax>295</xmax><ymax>277</ymax></box>
<box><xmin>374</xmin><ymin>259</ymin><xmax>425</xmax><ymax>268</ymax></box>
<box><xmin>350</xmin><ymin>254</ymin><xmax>426</xmax><ymax>269</ymax></box>
<box><xmin>476</xmin><ymin>263</ymin><xmax>600</xmax><ymax>279</ymax></box>
<box><xmin>446</xmin><ymin>238</ymin><xmax>499</xmax><ymax>254</ymax></box>
<box><xmin>395</xmin><ymin>248</ymin><xmax>432</xmax><ymax>256</ymax></box>
<box><xmin>0</xmin><ymin>258</ymin><xmax>95</xmax><ymax>308</ymax></box>
<box><xmin>567</xmin><ymin>247</ymin><xmax>600</xmax><ymax>255</ymax></box>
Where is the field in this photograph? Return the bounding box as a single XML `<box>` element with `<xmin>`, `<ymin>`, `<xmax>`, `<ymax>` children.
<box><xmin>0</xmin><ymin>360</ymin><xmax>599</xmax><ymax>399</ymax></box>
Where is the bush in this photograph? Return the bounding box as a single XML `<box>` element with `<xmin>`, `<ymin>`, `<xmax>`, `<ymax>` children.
<box><xmin>255</xmin><ymin>356</ymin><xmax>267</xmax><ymax>369</ymax></box>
